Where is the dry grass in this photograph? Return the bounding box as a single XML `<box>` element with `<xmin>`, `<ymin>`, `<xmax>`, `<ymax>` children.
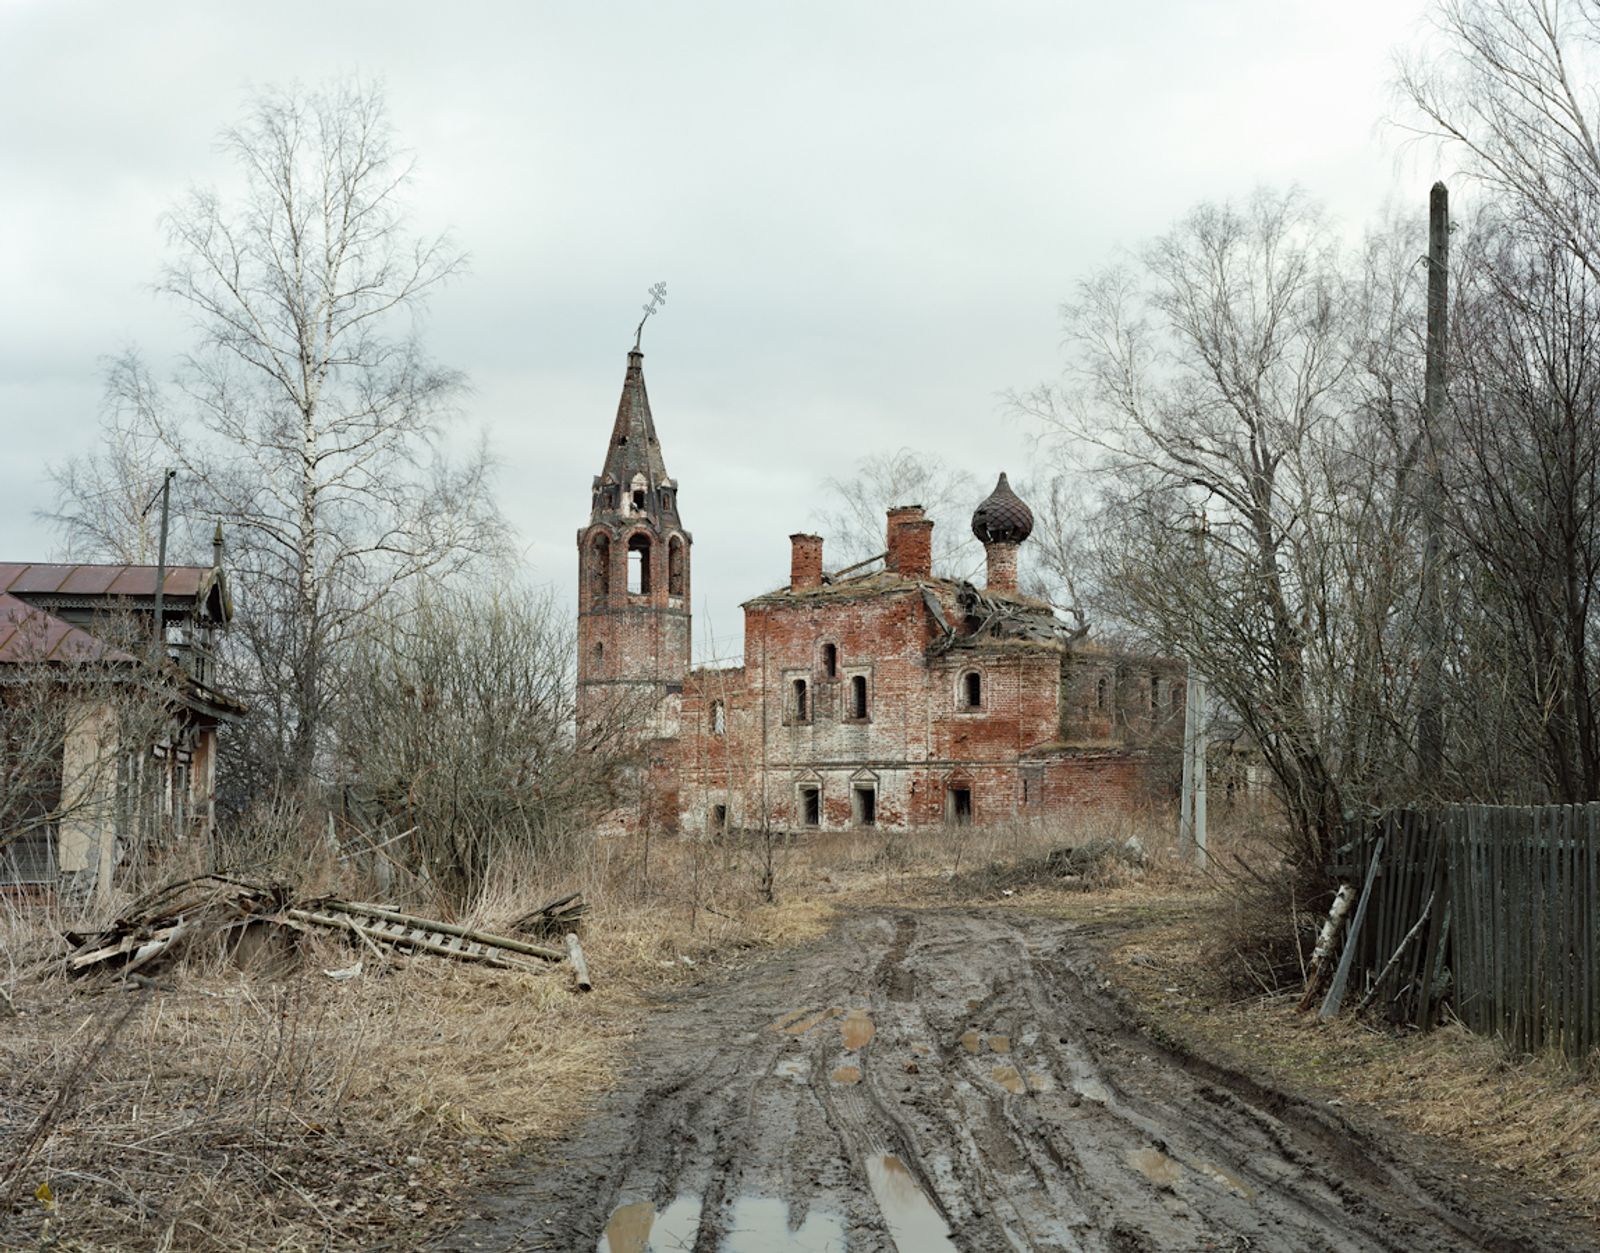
<box><xmin>1108</xmin><ymin>905</ymin><xmax>1600</xmax><ymax>1219</ymax></box>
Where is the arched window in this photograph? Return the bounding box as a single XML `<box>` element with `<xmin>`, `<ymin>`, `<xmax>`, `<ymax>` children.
<box><xmin>627</xmin><ymin>534</ymin><xmax>652</xmax><ymax>595</ymax></box>
<box><xmin>594</xmin><ymin>641</ymin><xmax>604</xmax><ymax>667</ymax></box>
<box><xmin>590</xmin><ymin>534</ymin><xmax>611</xmax><ymax>604</ymax></box>
<box><xmin>1150</xmin><ymin>676</ymin><xmax>1161</xmax><ymax>712</ymax></box>
<box><xmin>962</xmin><ymin>671</ymin><xmax>982</xmax><ymax>708</ymax></box>
<box><xmin>792</xmin><ymin>678</ymin><xmax>809</xmax><ymax>722</ymax></box>
<box><xmin>710</xmin><ymin>699</ymin><xmax>726</xmax><ymax>736</ymax></box>
<box><xmin>849</xmin><ymin>674</ymin><xmax>868</xmax><ymax>719</ymax></box>
<box><xmin>630</xmin><ymin>473</ymin><xmax>648</xmax><ymax>512</ymax></box>
<box><xmin>1096</xmin><ymin>676</ymin><xmax>1107</xmax><ymax>711</ymax></box>
<box><xmin>668</xmin><ymin>535</ymin><xmax>685</xmax><ymax>597</ymax></box>
<box><xmin>821</xmin><ymin>643</ymin><xmax>838</xmax><ymax>678</ymax></box>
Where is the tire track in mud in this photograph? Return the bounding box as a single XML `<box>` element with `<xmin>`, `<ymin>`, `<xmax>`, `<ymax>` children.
<box><xmin>441</xmin><ymin>909</ymin><xmax>1592</xmax><ymax>1253</ymax></box>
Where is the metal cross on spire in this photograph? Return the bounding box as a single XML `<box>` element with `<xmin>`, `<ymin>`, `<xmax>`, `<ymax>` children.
<box><xmin>634</xmin><ymin>281</ymin><xmax>667</xmax><ymax>350</ymax></box>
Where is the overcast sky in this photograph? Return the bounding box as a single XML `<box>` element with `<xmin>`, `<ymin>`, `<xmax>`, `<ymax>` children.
<box><xmin>1</xmin><ymin>0</ymin><xmax>1446</xmax><ymax>659</ymax></box>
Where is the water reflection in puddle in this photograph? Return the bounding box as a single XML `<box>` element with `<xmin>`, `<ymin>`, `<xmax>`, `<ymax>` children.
<box><xmin>865</xmin><ymin>1154</ymin><xmax>958</xmax><ymax>1252</ymax></box>
<box><xmin>991</xmin><ymin>1064</ymin><xmax>1025</xmax><ymax>1094</ymax></box>
<box><xmin>1198</xmin><ymin>1160</ymin><xmax>1256</xmax><ymax>1198</ymax></box>
<box><xmin>987</xmin><ymin>1035</ymin><xmax>1011</xmax><ymax>1053</ymax></box>
<box><xmin>773</xmin><ymin>1006</ymin><xmax>843</xmax><ymax>1036</ymax></box>
<box><xmin>1126</xmin><ymin>1146</ymin><xmax>1185</xmax><ymax>1187</ymax></box>
<box><xmin>721</xmin><ymin>1196</ymin><xmax>846</xmax><ymax>1252</ymax></box>
<box><xmin>959</xmin><ymin>1030</ymin><xmax>981</xmax><ymax>1054</ymax></box>
<box><xmin>830</xmin><ymin>1064</ymin><xmax>861</xmax><ymax>1085</ymax></box>
<box><xmin>597</xmin><ymin>1194</ymin><xmax>703</xmax><ymax>1253</ymax></box>
<box><xmin>840</xmin><ymin>1008</ymin><xmax>875</xmax><ymax>1050</ymax></box>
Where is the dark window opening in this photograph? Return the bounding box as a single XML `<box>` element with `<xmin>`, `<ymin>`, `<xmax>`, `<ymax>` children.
<box><xmin>799</xmin><ymin>785</ymin><xmax>820</xmax><ymax>827</ymax></box>
<box><xmin>710</xmin><ymin>699</ymin><xmax>726</xmax><ymax>735</ymax></box>
<box><xmin>949</xmin><ymin>787</ymin><xmax>972</xmax><ymax>826</ymax></box>
<box><xmin>668</xmin><ymin>536</ymin><xmax>685</xmax><ymax>596</ymax></box>
<box><xmin>591</xmin><ymin>534</ymin><xmax>611</xmax><ymax>604</ymax></box>
<box><xmin>711</xmin><ymin>804</ymin><xmax>728</xmax><ymax>833</ymax></box>
<box><xmin>822</xmin><ymin>643</ymin><xmax>838</xmax><ymax>678</ymax></box>
<box><xmin>792</xmin><ymin>678</ymin><xmax>809</xmax><ymax>721</ymax></box>
<box><xmin>1096</xmin><ymin>676</ymin><xmax>1107</xmax><ymax>710</ymax></box>
<box><xmin>962</xmin><ymin>671</ymin><xmax>982</xmax><ymax>708</ymax></box>
<box><xmin>594</xmin><ymin>640</ymin><xmax>604</xmax><ymax>668</ymax></box>
<box><xmin>852</xmin><ymin>785</ymin><xmax>876</xmax><ymax>827</ymax></box>
<box><xmin>1022</xmin><ymin>768</ymin><xmax>1043</xmax><ymax>808</ymax></box>
<box><xmin>1150</xmin><ymin>677</ymin><xmax>1161</xmax><ymax>712</ymax></box>
<box><xmin>849</xmin><ymin>674</ymin><xmax>868</xmax><ymax>719</ymax></box>
<box><xmin>632</xmin><ymin>488</ymin><xmax>646</xmax><ymax>510</ymax></box>
<box><xmin>627</xmin><ymin>534</ymin><xmax>652</xmax><ymax>594</ymax></box>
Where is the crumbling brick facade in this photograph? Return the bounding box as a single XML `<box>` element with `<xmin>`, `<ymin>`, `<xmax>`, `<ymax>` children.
<box><xmin>577</xmin><ymin>352</ymin><xmax>1184</xmax><ymax>835</ymax></box>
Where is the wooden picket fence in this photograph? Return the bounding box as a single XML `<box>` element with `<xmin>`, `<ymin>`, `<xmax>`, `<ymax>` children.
<box><xmin>1338</xmin><ymin>804</ymin><xmax>1600</xmax><ymax>1060</ymax></box>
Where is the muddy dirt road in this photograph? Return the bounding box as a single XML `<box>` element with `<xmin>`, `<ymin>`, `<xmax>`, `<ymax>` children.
<box><xmin>444</xmin><ymin>909</ymin><xmax>1590</xmax><ymax>1252</ymax></box>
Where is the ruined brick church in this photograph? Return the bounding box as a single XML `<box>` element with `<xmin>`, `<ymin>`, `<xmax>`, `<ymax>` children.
<box><xmin>577</xmin><ymin>347</ymin><xmax>1185</xmax><ymax>835</ymax></box>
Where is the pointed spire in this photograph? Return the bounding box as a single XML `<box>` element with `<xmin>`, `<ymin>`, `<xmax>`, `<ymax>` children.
<box><xmin>601</xmin><ymin>348</ymin><xmax>672</xmax><ymax>487</ymax></box>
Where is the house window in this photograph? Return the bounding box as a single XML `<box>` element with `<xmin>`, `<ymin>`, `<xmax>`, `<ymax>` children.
<box><xmin>711</xmin><ymin>804</ymin><xmax>728</xmax><ymax>833</ymax></box>
<box><xmin>798</xmin><ymin>784</ymin><xmax>821</xmax><ymax>828</ymax></box>
<box><xmin>591</xmin><ymin>534</ymin><xmax>611</xmax><ymax>604</ymax></box>
<box><xmin>792</xmin><ymin>678</ymin><xmax>809</xmax><ymax>722</ymax></box>
<box><xmin>948</xmin><ymin>786</ymin><xmax>973</xmax><ymax>826</ymax></box>
<box><xmin>821</xmin><ymin>643</ymin><xmax>838</xmax><ymax>678</ymax></box>
<box><xmin>668</xmin><ymin>536</ymin><xmax>685</xmax><ymax>597</ymax></box>
<box><xmin>0</xmin><ymin>831</ymin><xmax>56</xmax><ymax>886</ymax></box>
<box><xmin>852</xmin><ymin>784</ymin><xmax>876</xmax><ymax>827</ymax></box>
<box><xmin>710</xmin><ymin>699</ymin><xmax>726</xmax><ymax>736</ymax></box>
<box><xmin>1096</xmin><ymin>676</ymin><xmax>1107</xmax><ymax>710</ymax></box>
<box><xmin>849</xmin><ymin>674</ymin><xmax>868</xmax><ymax>720</ymax></box>
<box><xmin>627</xmin><ymin>534</ymin><xmax>652</xmax><ymax>594</ymax></box>
<box><xmin>1022</xmin><ymin>766</ymin><xmax>1043</xmax><ymax>808</ymax></box>
<box><xmin>1151</xmin><ymin>676</ymin><xmax>1161</xmax><ymax>713</ymax></box>
<box><xmin>962</xmin><ymin>671</ymin><xmax>982</xmax><ymax>708</ymax></box>
<box><xmin>594</xmin><ymin>641</ymin><xmax>604</xmax><ymax>668</ymax></box>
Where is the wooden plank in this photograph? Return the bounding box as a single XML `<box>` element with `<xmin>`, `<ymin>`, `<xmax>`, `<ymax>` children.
<box><xmin>565</xmin><ymin>933</ymin><xmax>593</xmax><ymax>991</ymax></box>
<box><xmin>1321</xmin><ymin>836</ymin><xmax>1385</xmax><ymax>1023</ymax></box>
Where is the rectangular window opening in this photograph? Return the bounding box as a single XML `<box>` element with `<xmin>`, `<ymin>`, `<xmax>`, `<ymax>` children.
<box><xmin>792</xmin><ymin>678</ymin><xmax>809</xmax><ymax>722</ymax></box>
<box><xmin>849</xmin><ymin>674</ymin><xmax>868</xmax><ymax>719</ymax></box>
<box><xmin>799</xmin><ymin>786</ymin><xmax>820</xmax><ymax>828</ymax></box>
<box><xmin>711</xmin><ymin>804</ymin><xmax>728</xmax><ymax>833</ymax></box>
<box><xmin>852</xmin><ymin>785</ymin><xmax>876</xmax><ymax>827</ymax></box>
<box><xmin>950</xmin><ymin>787</ymin><xmax>972</xmax><ymax>826</ymax></box>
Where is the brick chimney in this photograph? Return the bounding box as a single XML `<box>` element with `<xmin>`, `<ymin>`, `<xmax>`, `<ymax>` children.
<box><xmin>885</xmin><ymin>506</ymin><xmax>933</xmax><ymax>579</ymax></box>
<box><xmin>790</xmin><ymin>533</ymin><xmax>823</xmax><ymax>590</ymax></box>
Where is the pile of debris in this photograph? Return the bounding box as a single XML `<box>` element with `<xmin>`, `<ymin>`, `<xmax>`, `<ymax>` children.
<box><xmin>63</xmin><ymin>875</ymin><xmax>593</xmax><ymax>989</ymax></box>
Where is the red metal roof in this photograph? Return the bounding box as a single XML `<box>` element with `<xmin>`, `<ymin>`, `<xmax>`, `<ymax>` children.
<box><xmin>0</xmin><ymin>562</ymin><xmax>211</xmax><ymax>599</ymax></box>
<box><xmin>0</xmin><ymin>593</ymin><xmax>132</xmax><ymax>664</ymax></box>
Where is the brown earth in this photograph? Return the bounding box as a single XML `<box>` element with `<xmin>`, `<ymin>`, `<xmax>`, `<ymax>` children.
<box><xmin>439</xmin><ymin>907</ymin><xmax>1594</xmax><ymax>1252</ymax></box>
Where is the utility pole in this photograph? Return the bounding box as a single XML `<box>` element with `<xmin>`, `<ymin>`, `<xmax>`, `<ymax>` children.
<box><xmin>1418</xmin><ymin>183</ymin><xmax>1449</xmax><ymax>788</ymax></box>
<box><xmin>144</xmin><ymin>469</ymin><xmax>177</xmax><ymax>660</ymax></box>
<box><xmin>1179</xmin><ymin>511</ymin><xmax>1209</xmax><ymax>869</ymax></box>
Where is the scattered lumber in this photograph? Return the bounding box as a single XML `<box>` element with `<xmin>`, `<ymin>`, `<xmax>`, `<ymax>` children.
<box><xmin>61</xmin><ymin>875</ymin><xmax>578</xmax><ymax>984</ymax></box>
<box><xmin>512</xmin><ymin>891</ymin><xmax>590</xmax><ymax>937</ymax></box>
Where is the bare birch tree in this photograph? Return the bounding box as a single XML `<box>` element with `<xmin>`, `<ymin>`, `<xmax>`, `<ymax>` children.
<box><xmin>49</xmin><ymin>79</ymin><xmax>504</xmax><ymax>792</ymax></box>
<box><xmin>812</xmin><ymin>448</ymin><xmax>981</xmax><ymax>576</ymax></box>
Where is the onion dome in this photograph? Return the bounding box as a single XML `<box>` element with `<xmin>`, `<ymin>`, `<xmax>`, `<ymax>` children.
<box><xmin>971</xmin><ymin>472</ymin><xmax>1034</xmax><ymax>544</ymax></box>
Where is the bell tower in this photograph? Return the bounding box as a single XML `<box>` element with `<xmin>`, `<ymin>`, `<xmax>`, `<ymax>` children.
<box><xmin>576</xmin><ymin>346</ymin><xmax>691</xmax><ymax>733</ymax></box>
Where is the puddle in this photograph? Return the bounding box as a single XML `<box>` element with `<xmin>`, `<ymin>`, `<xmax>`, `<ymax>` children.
<box><xmin>598</xmin><ymin>1194</ymin><xmax>703</xmax><ymax>1252</ymax></box>
<box><xmin>1197</xmin><ymin>1160</ymin><xmax>1256</xmax><ymax>1198</ymax></box>
<box><xmin>774</xmin><ymin>1057</ymin><xmax>808</xmax><ymax>1083</ymax></box>
<box><xmin>775</xmin><ymin>1007</ymin><xmax>842</xmax><ymax>1036</ymax></box>
<box><xmin>991</xmin><ymin>1064</ymin><xmax>1025</xmax><ymax>1094</ymax></box>
<box><xmin>840</xmin><ymin>1008</ymin><xmax>875</xmax><ymax>1050</ymax></box>
<box><xmin>959</xmin><ymin>1030</ymin><xmax>981</xmax><ymax>1054</ymax></box>
<box><xmin>865</xmin><ymin>1154</ymin><xmax>959</xmax><ymax>1252</ymax></box>
<box><xmin>830</xmin><ymin>1064</ymin><xmax>861</xmax><ymax>1085</ymax></box>
<box><xmin>599</xmin><ymin>1200</ymin><xmax>654</xmax><ymax>1253</ymax></box>
<box><xmin>1126</xmin><ymin>1147</ymin><xmax>1185</xmax><ymax>1188</ymax></box>
<box><xmin>987</xmin><ymin>1035</ymin><xmax>1011</xmax><ymax>1053</ymax></box>
<box><xmin>1026</xmin><ymin>1068</ymin><xmax>1054</xmax><ymax>1092</ymax></box>
<box><xmin>1071</xmin><ymin>1075</ymin><xmax>1111</xmax><ymax>1104</ymax></box>
<box><xmin>721</xmin><ymin>1195</ymin><xmax>846</xmax><ymax>1252</ymax></box>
